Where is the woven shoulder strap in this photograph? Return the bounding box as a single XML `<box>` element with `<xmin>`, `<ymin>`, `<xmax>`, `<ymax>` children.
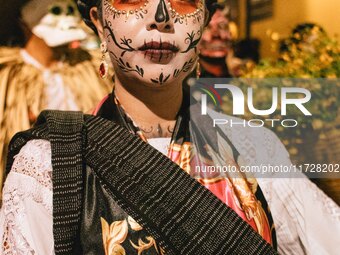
<box><xmin>7</xmin><ymin>110</ymin><xmax>277</xmax><ymax>255</ymax></box>
<box><xmin>83</xmin><ymin>115</ymin><xmax>278</xmax><ymax>255</ymax></box>
<box><xmin>7</xmin><ymin>110</ymin><xmax>84</xmax><ymax>254</ymax></box>
<box><xmin>36</xmin><ymin>110</ymin><xmax>85</xmax><ymax>254</ymax></box>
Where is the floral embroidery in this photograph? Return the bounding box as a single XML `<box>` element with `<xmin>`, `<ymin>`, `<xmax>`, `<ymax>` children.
<box><xmin>101</xmin><ymin>216</ymin><xmax>163</xmax><ymax>255</ymax></box>
<box><xmin>130</xmin><ymin>236</ymin><xmax>159</xmax><ymax>255</ymax></box>
<box><xmin>101</xmin><ymin>217</ymin><xmax>129</xmax><ymax>255</ymax></box>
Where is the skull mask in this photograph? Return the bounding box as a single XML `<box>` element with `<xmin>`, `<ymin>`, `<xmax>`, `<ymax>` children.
<box><xmin>22</xmin><ymin>0</ymin><xmax>87</xmax><ymax>47</ymax></box>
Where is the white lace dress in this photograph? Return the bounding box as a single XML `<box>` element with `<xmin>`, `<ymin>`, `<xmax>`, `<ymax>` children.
<box><xmin>0</xmin><ymin>132</ymin><xmax>339</xmax><ymax>254</ymax></box>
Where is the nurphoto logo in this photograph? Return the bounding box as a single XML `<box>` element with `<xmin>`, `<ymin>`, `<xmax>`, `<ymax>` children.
<box><xmin>199</xmin><ymin>82</ymin><xmax>312</xmax><ymax>128</ymax></box>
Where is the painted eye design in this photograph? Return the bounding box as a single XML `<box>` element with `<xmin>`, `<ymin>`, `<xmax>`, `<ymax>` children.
<box><xmin>50</xmin><ymin>6</ymin><xmax>62</xmax><ymax>15</ymax></box>
<box><xmin>169</xmin><ymin>0</ymin><xmax>200</xmax><ymax>15</ymax></box>
<box><xmin>111</xmin><ymin>0</ymin><xmax>146</xmax><ymax>10</ymax></box>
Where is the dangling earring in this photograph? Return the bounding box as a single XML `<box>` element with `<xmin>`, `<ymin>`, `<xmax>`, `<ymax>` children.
<box><xmin>196</xmin><ymin>59</ymin><xmax>201</xmax><ymax>79</ymax></box>
<box><xmin>99</xmin><ymin>41</ymin><xmax>108</xmax><ymax>79</ymax></box>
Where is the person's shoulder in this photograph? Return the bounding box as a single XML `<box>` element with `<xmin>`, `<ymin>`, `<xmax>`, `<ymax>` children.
<box><xmin>15</xmin><ymin>139</ymin><xmax>51</xmax><ymax>156</ymax></box>
<box><xmin>0</xmin><ymin>47</ymin><xmax>22</xmax><ymax>66</ymax></box>
<box><xmin>10</xmin><ymin>139</ymin><xmax>52</xmax><ymax>189</ymax></box>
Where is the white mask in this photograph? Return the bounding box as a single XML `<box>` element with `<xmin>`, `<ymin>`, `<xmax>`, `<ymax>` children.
<box><xmin>102</xmin><ymin>0</ymin><xmax>205</xmax><ymax>86</ymax></box>
<box><xmin>22</xmin><ymin>0</ymin><xmax>87</xmax><ymax>47</ymax></box>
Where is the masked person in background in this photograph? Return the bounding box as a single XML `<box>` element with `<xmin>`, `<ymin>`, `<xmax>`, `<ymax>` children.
<box><xmin>198</xmin><ymin>1</ymin><xmax>234</xmax><ymax>78</ymax></box>
<box><xmin>0</xmin><ymin>0</ymin><xmax>112</xmax><ymax>193</ymax></box>
<box><xmin>188</xmin><ymin>1</ymin><xmax>233</xmax><ymax>112</ymax></box>
<box><xmin>0</xmin><ymin>0</ymin><xmax>339</xmax><ymax>255</ymax></box>
<box><xmin>198</xmin><ymin>0</ymin><xmax>258</xmax><ymax>78</ymax></box>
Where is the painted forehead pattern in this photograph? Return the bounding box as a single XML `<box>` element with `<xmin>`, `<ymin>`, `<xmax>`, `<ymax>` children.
<box><xmin>104</xmin><ymin>0</ymin><xmax>204</xmax><ymax>19</ymax></box>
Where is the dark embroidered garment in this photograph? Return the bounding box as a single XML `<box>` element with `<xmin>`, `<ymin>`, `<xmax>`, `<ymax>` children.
<box><xmin>6</xmin><ymin>94</ymin><xmax>277</xmax><ymax>255</ymax></box>
<box><xmin>80</xmin><ymin>165</ymin><xmax>163</xmax><ymax>254</ymax></box>
<box><xmin>79</xmin><ymin>92</ymin><xmax>277</xmax><ymax>254</ymax></box>
<box><xmin>82</xmin><ymin>94</ymin><xmax>166</xmax><ymax>254</ymax></box>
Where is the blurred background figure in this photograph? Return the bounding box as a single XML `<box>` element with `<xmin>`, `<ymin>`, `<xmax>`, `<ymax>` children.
<box><xmin>0</xmin><ymin>0</ymin><xmax>112</xmax><ymax>193</ymax></box>
<box><xmin>190</xmin><ymin>1</ymin><xmax>235</xmax><ymax>112</ymax></box>
<box><xmin>198</xmin><ymin>0</ymin><xmax>260</xmax><ymax>78</ymax></box>
<box><xmin>198</xmin><ymin>2</ymin><xmax>234</xmax><ymax>78</ymax></box>
<box><xmin>193</xmin><ymin>0</ymin><xmax>260</xmax><ymax>113</ymax></box>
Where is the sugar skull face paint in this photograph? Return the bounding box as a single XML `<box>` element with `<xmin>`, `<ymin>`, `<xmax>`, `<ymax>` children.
<box><xmin>106</xmin><ymin>0</ymin><xmax>203</xmax><ymax>18</ymax></box>
<box><xmin>102</xmin><ymin>0</ymin><xmax>205</xmax><ymax>86</ymax></box>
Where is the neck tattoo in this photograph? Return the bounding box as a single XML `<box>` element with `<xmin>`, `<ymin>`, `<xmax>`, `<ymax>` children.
<box><xmin>139</xmin><ymin>122</ymin><xmax>175</xmax><ymax>138</ymax></box>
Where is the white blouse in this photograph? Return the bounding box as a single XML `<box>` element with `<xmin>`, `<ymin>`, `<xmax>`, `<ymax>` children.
<box><xmin>20</xmin><ymin>49</ymin><xmax>79</xmax><ymax>112</ymax></box>
<box><xmin>0</xmin><ymin>136</ymin><xmax>339</xmax><ymax>255</ymax></box>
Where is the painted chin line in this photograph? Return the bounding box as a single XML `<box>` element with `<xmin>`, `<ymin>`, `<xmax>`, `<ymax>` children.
<box><xmin>138</xmin><ymin>39</ymin><xmax>179</xmax><ymax>64</ymax></box>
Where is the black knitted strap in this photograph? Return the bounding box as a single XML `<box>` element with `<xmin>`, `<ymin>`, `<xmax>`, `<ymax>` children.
<box><xmin>7</xmin><ymin>110</ymin><xmax>84</xmax><ymax>254</ymax></box>
<box><xmin>35</xmin><ymin>110</ymin><xmax>85</xmax><ymax>254</ymax></box>
<box><xmin>84</xmin><ymin>115</ymin><xmax>277</xmax><ymax>255</ymax></box>
<box><xmin>7</xmin><ymin>110</ymin><xmax>277</xmax><ymax>255</ymax></box>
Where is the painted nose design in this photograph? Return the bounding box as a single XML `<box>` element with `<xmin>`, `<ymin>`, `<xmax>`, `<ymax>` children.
<box><xmin>147</xmin><ymin>0</ymin><xmax>174</xmax><ymax>32</ymax></box>
<box><xmin>155</xmin><ymin>0</ymin><xmax>169</xmax><ymax>22</ymax></box>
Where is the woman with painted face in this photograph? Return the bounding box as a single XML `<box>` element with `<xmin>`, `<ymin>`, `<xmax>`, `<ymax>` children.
<box><xmin>1</xmin><ymin>0</ymin><xmax>339</xmax><ymax>254</ymax></box>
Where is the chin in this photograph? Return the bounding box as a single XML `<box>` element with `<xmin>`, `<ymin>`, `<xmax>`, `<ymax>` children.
<box><xmin>113</xmin><ymin>52</ymin><xmax>196</xmax><ymax>87</ymax></box>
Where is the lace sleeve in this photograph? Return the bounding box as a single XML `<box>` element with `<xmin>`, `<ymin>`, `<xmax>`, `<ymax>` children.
<box><xmin>257</xmin><ymin>130</ymin><xmax>340</xmax><ymax>255</ymax></box>
<box><xmin>0</xmin><ymin>139</ymin><xmax>54</xmax><ymax>255</ymax></box>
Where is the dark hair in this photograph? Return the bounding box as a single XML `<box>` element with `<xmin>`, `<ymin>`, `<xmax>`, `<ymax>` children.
<box><xmin>77</xmin><ymin>0</ymin><xmax>102</xmax><ymax>34</ymax></box>
<box><xmin>77</xmin><ymin>0</ymin><xmax>217</xmax><ymax>33</ymax></box>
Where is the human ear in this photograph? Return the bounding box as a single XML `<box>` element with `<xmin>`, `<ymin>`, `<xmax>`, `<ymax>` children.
<box><xmin>90</xmin><ymin>6</ymin><xmax>104</xmax><ymax>41</ymax></box>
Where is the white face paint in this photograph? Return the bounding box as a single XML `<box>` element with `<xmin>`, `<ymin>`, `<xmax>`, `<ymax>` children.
<box><xmin>102</xmin><ymin>0</ymin><xmax>205</xmax><ymax>86</ymax></box>
<box><xmin>31</xmin><ymin>0</ymin><xmax>87</xmax><ymax>47</ymax></box>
